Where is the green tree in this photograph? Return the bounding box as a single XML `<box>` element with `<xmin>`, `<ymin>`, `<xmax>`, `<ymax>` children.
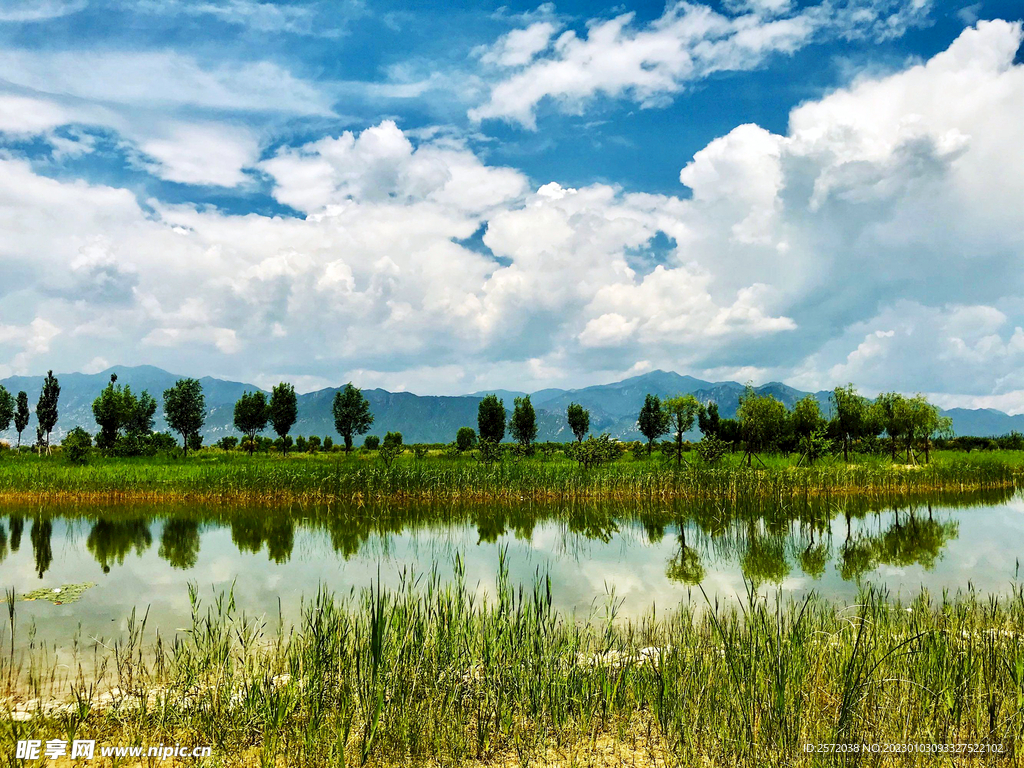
<box><xmin>383</xmin><ymin>431</ymin><xmax>403</xmax><ymax>448</ymax></box>
<box><xmin>456</xmin><ymin>426</ymin><xmax>477</xmax><ymax>452</ymax></box>
<box><xmin>904</xmin><ymin>394</ymin><xmax>952</xmax><ymax>463</ymax></box>
<box><xmin>36</xmin><ymin>370</ymin><xmax>60</xmax><ymax>455</ymax></box>
<box><xmin>697</xmin><ymin>401</ymin><xmax>720</xmax><ymax>437</ymax></box>
<box><xmin>269</xmin><ymin>382</ymin><xmax>298</xmax><ymax>454</ymax></box>
<box><xmin>363</xmin><ymin>435</ymin><xmax>379</xmax><ymax>450</ymax></box>
<box><xmin>637</xmin><ymin>394</ymin><xmax>668</xmax><ymax>456</ymax></box>
<box><xmin>872</xmin><ymin>392</ymin><xmax>910</xmax><ymax>462</ymax></box>
<box><xmin>163</xmin><ymin>378</ymin><xmax>206</xmax><ymax>456</ymax></box>
<box><xmin>664</xmin><ymin>394</ymin><xmax>699</xmax><ymax>467</ymax></box>
<box><xmin>92</xmin><ymin>374</ymin><xmax>156</xmax><ymax>453</ymax></box>
<box><xmin>792</xmin><ymin>395</ymin><xmax>827</xmax><ymax>464</ymax></box>
<box><xmin>830</xmin><ymin>384</ymin><xmax>869</xmax><ymax>462</ymax></box>
<box><xmin>234</xmin><ymin>391</ymin><xmax>269</xmax><ymax>456</ymax></box>
<box><xmin>332</xmin><ymin>383</ymin><xmax>373</xmax><ymax>453</ymax></box>
<box><xmin>566</xmin><ymin>402</ymin><xmax>590</xmax><ymax>443</ymax></box>
<box><xmin>509</xmin><ymin>395</ymin><xmax>537</xmax><ymax>449</ymax></box>
<box><xmin>0</xmin><ymin>385</ymin><xmax>13</xmax><ymax>435</ymax></box>
<box><xmin>14</xmin><ymin>391</ymin><xmax>29</xmax><ymax>448</ymax></box>
<box><xmin>736</xmin><ymin>387</ymin><xmax>788</xmax><ymax>466</ymax></box>
<box><xmin>477</xmin><ymin>394</ymin><xmax>506</xmax><ymax>444</ymax></box>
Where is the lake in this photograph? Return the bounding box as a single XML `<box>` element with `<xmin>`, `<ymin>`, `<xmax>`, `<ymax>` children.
<box><xmin>2</xmin><ymin>490</ymin><xmax>1023</xmax><ymax>650</ymax></box>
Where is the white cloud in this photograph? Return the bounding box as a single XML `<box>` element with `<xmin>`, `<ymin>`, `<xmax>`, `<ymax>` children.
<box><xmin>1</xmin><ymin>21</ymin><xmax>1024</xmax><ymax>403</ymax></box>
<box><xmin>0</xmin><ymin>49</ymin><xmax>332</xmax><ymax>186</ymax></box>
<box><xmin>479</xmin><ymin>21</ymin><xmax>562</xmax><ymax>67</ymax></box>
<box><xmin>138</xmin><ymin>122</ymin><xmax>261</xmax><ymax>187</ymax></box>
<box><xmin>470</xmin><ymin>0</ymin><xmax>934</xmax><ymax>128</ymax></box>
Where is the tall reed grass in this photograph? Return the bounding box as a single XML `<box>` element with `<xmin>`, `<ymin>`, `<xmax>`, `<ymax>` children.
<box><xmin>2</xmin><ymin>562</ymin><xmax>1022</xmax><ymax>766</ymax></box>
<box><xmin>0</xmin><ymin>450</ymin><xmax>1020</xmax><ymax>504</ymax></box>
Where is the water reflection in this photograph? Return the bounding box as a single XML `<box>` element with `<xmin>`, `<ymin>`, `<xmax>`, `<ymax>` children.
<box><xmin>0</xmin><ymin>489</ymin><xmax>999</xmax><ymax>586</ymax></box>
<box><xmin>1</xmin><ymin>488</ymin><xmax>1021</xmax><ymax>650</ymax></box>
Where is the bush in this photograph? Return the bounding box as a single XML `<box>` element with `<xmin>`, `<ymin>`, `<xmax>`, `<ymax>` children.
<box><xmin>363</xmin><ymin>435</ymin><xmax>380</xmax><ymax>450</ymax></box>
<box><xmin>383</xmin><ymin>431</ymin><xmax>403</xmax><ymax>448</ymax></box>
<box><xmin>566</xmin><ymin>434</ymin><xmax>622</xmax><ymax>469</ymax></box>
<box><xmin>62</xmin><ymin>427</ymin><xmax>93</xmax><ymax>465</ymax></box>
<box><xmin>217</xmin><ymin>436</ymin><xmax>239</xmax><ymax>451</ymax></box>
<box><xmin>413</xmin><ymin>445</ymin><xmax>428</xmax><ymax>459</ymax></box>
<box><xmin>295</xmin><ymin>435</ymin><xmax>308</xmax><ymax>452</ymax></box>
<box><xmin>323</xmin><ymin>436</ymin><xmax>334</xmax><ymax>452</ymax></box>
<box><xmin>630</xmin><ymin>441</ymin><xmax>647</xmax><ymax>461</ymax></box>
<box><xmin>151</xmin><ymin>432</ymin><xmax>179</xmax><ymax>452</ymax></box>
<box><xmin>695</xmin><ymin>434</ymin><xmax>728</xmax><ymax>465</ymax></box>
<box><xmin>456</xmin><ymin>427</ymin><xmax>477</xmax><ymax>452</ymax></box>
<box><xmin>478</xmin><ymin>440</ymin><xmax>503</xmax><ymax>465</ymax></box>
<box><xmin>379</xmin><ymin>442</ymin><xmax>405</xmax><ymax>468</ymax></box>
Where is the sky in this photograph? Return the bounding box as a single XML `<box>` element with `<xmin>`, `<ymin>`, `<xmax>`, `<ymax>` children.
<box><xmin>0</xmin><ymin>0</ymin><xmax>1023</xmax><ymax>410</ymax></box>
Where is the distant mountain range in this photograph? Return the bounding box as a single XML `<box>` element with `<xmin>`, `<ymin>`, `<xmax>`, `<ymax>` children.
<box><xmin>2</xmin><ymin>365</ymin><xmax>1023</xmax><ymax>445</ymax></box>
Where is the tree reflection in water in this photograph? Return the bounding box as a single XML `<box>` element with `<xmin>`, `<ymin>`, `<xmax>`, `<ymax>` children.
<box><xmin>0</xmin><ymin>488</ymin><xmax>994</xmax><ymax>584</ymax></box>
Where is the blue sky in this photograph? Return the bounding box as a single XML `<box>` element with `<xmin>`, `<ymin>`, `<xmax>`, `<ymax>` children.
<box><xmin>1</xmin><ymin>0</ymin><xmax>1024</xmax><ymax>409</ymax></box>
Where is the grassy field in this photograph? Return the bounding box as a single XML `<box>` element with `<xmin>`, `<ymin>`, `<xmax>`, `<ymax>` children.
<box><xmin>1</xmin><ymin>448</ymin><xmax>1023</xmax><ymax>504</ymax></box>
<box><xmin>2</xmin><ymin>566</ymin><xmax>1022</xmax><ymax>766</ymax></box>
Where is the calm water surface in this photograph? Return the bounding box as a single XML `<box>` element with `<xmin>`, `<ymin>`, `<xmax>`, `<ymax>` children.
<box><xmin>2</xmin><ymin>493</ymin><xmax>1023</xmax><ymax>649</ymax></box>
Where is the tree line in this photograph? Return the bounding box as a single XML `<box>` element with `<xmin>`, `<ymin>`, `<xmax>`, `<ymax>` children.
<box><xmin>0</xmin><ymin>373</ymin><xmax>969</xmax><ymax>466</ymax></box>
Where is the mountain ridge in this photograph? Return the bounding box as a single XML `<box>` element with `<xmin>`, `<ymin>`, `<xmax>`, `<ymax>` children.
<box><xmin>0</xmin><ymin>366</ymin><xmax>1019</xmax><ymax>444</ymax></box>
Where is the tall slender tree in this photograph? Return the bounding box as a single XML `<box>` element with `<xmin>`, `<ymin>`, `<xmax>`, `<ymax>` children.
<box><xmin>697</xmin><ymin>401</ymin><xmax>720</xmax><ymax>437</ymax></box>
<box><xmin>163</xmin><ymin>378</ymin><xmax>206</xmax><ymax>456</ymax></box>
<box><xmin>0</xmin><ymin>386</ymin><xmax>13</xmax><ymax>436</ymax></box>
<box><xmin>566</xmin><ymin>402</ymin><xmax>590</xmax><ymax>443</ymax></box>
<box><xmin>13</xmin><ymin>391</ymin><xmax>29</xmax><ymax>448</ymax></box>
<box><xmin>664</xmin><ymin>394</ymin><xmax>699</xmax><ymax>467</ymax></box>
<box><xmin>35</xmin><ymin>371</ymin><xmax>60</xmax><ymax>455</ymax></box>
<box><xmin>509</xmin><ymin>395</ymin><xmax>538</xmax><ymax>449</ymax></box>
<box><xmin>477</xmin><ymin>394</ymin><xmax>506</xmax><ymax>444</ymax></box>
<box><xmin>830</xmin><ymin>384</ymin><xmax>868</xmax><ymax>462</ymax></box>
<box><xmin>637</xmin><ymin>394</ymin><xmax>668</xmax><ymax>456</ymax></box>
<box><xmin>269</xmin><ymin>382</ymin><xmax>298</xmax><ymax>454</ymax></box>
<box><xmin>234</xmin><ymin>391</ymin><xmax>269</xmax><ymax>456</ymax></box>
<box><xmin>332</xmin><ymin>383</ymin><xmax>373</xmax><ymax>453</ymax></box>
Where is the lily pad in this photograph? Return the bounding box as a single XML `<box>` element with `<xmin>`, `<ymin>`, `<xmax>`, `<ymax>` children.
<box><xmin>19</xmin><ymin>582</ymin><xmax>96</xmax><ymax>605</ymax></box>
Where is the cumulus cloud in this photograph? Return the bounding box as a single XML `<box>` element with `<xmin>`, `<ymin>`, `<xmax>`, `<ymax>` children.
<box><xmin>1</xmin><ymin>21</ymin><xmax>1024</xmax><ymax>403</ymax></box>
<box><xmin>470</xmin><ymin>0</ymin><xmax>934</xmax><ymax>128</ymax></box>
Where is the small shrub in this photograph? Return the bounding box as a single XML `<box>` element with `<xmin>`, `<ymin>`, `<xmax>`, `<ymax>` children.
<box><xmin>217</xmin><ymin>436</ymin><xmax>239</xmax><ymax>451</ymax></box>
<box><xmin>363</xmin><ymin>435</ymin><xmax>380</xmax><ymax>450</ymax></box>
<box><xmin>379</xmin><ymin>442</ymin><xmax>405</xmax><ymax>468</ymax></box>
<box><xmin>413</xmin><ymin>445</ymin><xmax>428</xmax><ymax>459</ymax></box>
<box><xmin>62</xmin><ymin>427</ymin><xmax>93</xmax><ymax>465</ymax></box>
<box><xmin>456</xmin><ymin>426</ymin><xmax>477</xmax><ymax>452</ymax></box>
<box><xmin>696</xmin><ymin>434</ymin><xmax>728</xmax><ymax>465</ymax></box>
<box><xmin>383</xmin><ymin>431</ymin><xmax>403</xmax><ymax>449</ymax></box>
<box><xmin>567</xmin><ymin>434</ymin><xmax>622</xmax><ymax>469</ymax></box>
<box><xmin>478</xmin><ymin>440</ymin><xmax>503</xmax><ymax>465</ymax></box>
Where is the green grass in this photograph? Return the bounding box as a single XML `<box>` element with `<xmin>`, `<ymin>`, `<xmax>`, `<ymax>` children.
<box><xmin>3</xmin><ymin>565</ymin><xmax>1023</xmax><ymax>766</ymax></box>
<box><xmin>1</xmin><ymin>448</ymin><xmax>1023</xmax><ymax>504</ymax></box>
